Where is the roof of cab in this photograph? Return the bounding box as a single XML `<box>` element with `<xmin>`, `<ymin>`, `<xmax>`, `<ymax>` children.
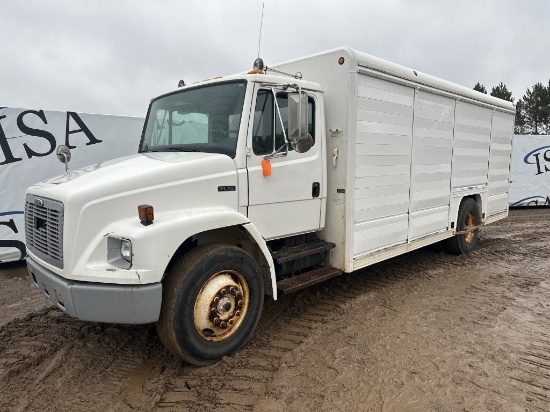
<box><xmin>157</xmin><ymin>72</ymin><xmax>323</xmax><ymax>101</ymax></box>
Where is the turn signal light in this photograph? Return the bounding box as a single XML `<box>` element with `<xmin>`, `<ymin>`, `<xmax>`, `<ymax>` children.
<box><xmin>138</xmin><ymin>204</ymin><xmax>154</xmax><ymax>225</ymax></box>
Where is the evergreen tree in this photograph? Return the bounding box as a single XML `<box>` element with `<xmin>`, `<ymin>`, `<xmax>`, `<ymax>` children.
<box><xmin>514</xmin><ymin>99</ymin><xmax>527</xmax><ymax>134</ymax></box>
<box><xmin>473</xmin><ymin>82</ymin><xmax>487</xmax><ymax>94</ymax></box>
<box><xmin>522</xmin><ymin>83</ymin><xmax>550</xmax><ymax>135</ymax></box>
<box><xmin>490</xmin><ymin>82</ymin><xmax>514</xmax><ymax>102</ymax></box>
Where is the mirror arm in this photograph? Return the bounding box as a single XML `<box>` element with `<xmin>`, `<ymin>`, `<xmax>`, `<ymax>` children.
<box><xmin>61</xmin><ymin>153</ymin><xmax>69</xmax><ymax>172</ymax></box>
<box><xmin>264</xmin><ymin>142</ymin><xmax>288</xmax><ymax>161</ymax></box>
<box><xmin>271</xmin><ymin>86</ymin><xmax>290</xmax><ymax>153</ymax></box>
<box><xmin>264</xmin><ymin>66</ymin><xmax>302</xmax><ymax>80</ymax></box>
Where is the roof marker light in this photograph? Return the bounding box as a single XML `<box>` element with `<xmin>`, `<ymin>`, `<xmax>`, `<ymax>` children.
<box><xmin>248</xmin><ymin>57</ymin><xmax>266</xmax><ymax>74</ymax></box>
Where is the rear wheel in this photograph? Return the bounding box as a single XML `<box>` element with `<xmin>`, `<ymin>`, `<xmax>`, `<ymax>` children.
<box><xmin>444</xmin><ymin>198</ymin><xmax>481</xmax><ymax>255</ymax></box>
<box><xmin>156</xmin><ymin>244</ymin><xmax>264</xmax><ymax>365</ymax></box>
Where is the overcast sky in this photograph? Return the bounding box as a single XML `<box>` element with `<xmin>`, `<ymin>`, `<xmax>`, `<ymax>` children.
<box><xmin>2</xmin><ymin>0</ymin><xmax>548</xmax><ymax>117</ymax></box>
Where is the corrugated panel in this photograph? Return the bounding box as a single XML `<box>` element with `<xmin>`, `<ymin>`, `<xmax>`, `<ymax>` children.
<box><xmin>409</xmin><ymin>206</ymin><xmax>449</xmax><ymax>240</ymax></box>
<box><xmin>486</xmin><ymin>111</ymin><xmax>513</xmax><ymax>215</ymax></box>
<box><xmin>357</xmin><ymin>132</ymin><xmax>412</xmax><ymax>146</ymax></box>
<box><xmin>355</xmin><ymin>192</ymin><xmax>410</xmax><ymax>210</ymax></box>
<box><xmin>351</xmin><ymin>73</ymin><xmax>513</xmax><ymax>258</ymax></box>
<box><xmin>356</xmin><ymin>174</ymin><xmax>410</xmax><ymax>189</ymax></box>
<box><xmin>410</xmin><ymin>90</ymin><xmax>453</xmax><ymax>213</ymax></box>
<box><xmin>358</xmin><ymin>96</ymin><xmax>413</xmax><ymax>117</ymax></box>
<box><xmin>487</xmin><ymin>193</ymin><xmax>508</xmax><ymax>215</ymax></box>
<box><xmin>353</xmin><ymin>214</ymin><xmax>409</xmax><ymax>255</ymax></box>
<box><xmin>356</xmin><ymin>164</ymin><xmax>410</xmax><ymax>178</ymax></box>
<box><xmin>353</xmin><ymin>74</ymin><xmax>414</xmax><ymax>255</ymax></box>
<box><xmin>354</xmin><ymin>203</ymin><xmax>409</xmax><ymax>223</ymax></box>
<box><xmin>355</xmin><ymin>184</ymin><xmax>410</xmax><ymax>200</ymax></box>
<box><xmin>452</xmin><ymin>101</ymin><xmax>492</xmax><ymax>189</ymax></box>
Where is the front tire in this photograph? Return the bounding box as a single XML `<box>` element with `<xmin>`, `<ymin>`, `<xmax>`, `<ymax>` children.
<box><xmin>156</xmin><ymin>244</ymin><xmax>264</xmax><ymax>365</ymax></box>
<box><xmin>444</xmin><ymin>198</ymin><xmax>481</xmax><ymax>255</ymax></box>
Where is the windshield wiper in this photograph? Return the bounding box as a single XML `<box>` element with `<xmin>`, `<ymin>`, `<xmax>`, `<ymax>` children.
<box><xmin>168</xmin><ymin>147</ymin><xmax>199</xmax><ymax>152</ymax></box>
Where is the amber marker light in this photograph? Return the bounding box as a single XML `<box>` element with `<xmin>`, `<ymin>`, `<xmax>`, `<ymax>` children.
<box><xmin>138</xmin><ymin>204</ymin><xmax>154</xmax><ymax>226</ymax></box>
<box><xmin>338</xmin><ymin>57</ymin><xmax>345</xmax><ymax>65</ymax></box>
<box><xmin>262</xmin><ymin>159</ymin><xmax>272</xmax><ymax>177</ymax></box>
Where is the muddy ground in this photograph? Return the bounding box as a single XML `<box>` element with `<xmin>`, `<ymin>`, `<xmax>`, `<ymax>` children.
<box><xmin>0</xmin><ymin>208</ymin><xmax>549</xmax><ymax>411</ymax></box>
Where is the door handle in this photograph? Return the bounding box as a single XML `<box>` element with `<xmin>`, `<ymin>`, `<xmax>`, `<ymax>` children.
<box><xmin>312</xmin><ymin>182</ymin><xmax>320</xmax><ymax>198</ymax></box>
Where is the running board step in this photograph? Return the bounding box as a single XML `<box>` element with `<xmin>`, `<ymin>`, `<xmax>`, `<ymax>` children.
<box><xmin>276</xmin><ymin>266</ymin><xmax>344</xmax><ymax>295</ymax></box>
<box><xmin>271</xmin><ymin>241</ymin><xmax>336</xmax><ymax>264</ymax></box>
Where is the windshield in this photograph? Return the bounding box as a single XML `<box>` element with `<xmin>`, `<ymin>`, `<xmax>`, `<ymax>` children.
<box><xmin>140</xmin><ymin>81</ymin><xmax>247</xmax><ymax>157</ymax></box>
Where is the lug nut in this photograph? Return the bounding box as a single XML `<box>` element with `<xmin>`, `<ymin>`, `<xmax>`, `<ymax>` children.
<box><xmin>220</xmin><ymin>321</ymin><xmax>227</xmax><ymax>329</ymax></box>
<box><xmin>221</xmin><ymin>288</ymin><xmax>227</xmax><ymax>295</ymax></box>
<box><xmin>238</xmin><ymin>300</ymin><xmax>243</xmax><ymax>307</ymax></box>
<box><xmin>214</xmin><ymin>297</ymin><xmax>220</xmax><ymax>304</ymax></box>
<box><xmin>211</xmin><ymin>308</ymin><xmax>217</xmax><ymax>313</ymax></box>
<box><xmin>230</xmin><ymin>287</ymin><xmax>236</xmax><ymax>294</ymax></box>
<box><xmin>235</xmin><ymin>310</ymin><xmax>241</xmax><ymax>317</ymax></box>
<box><xmin>213</xmin><ymin>317</ymin><xmax>220</xmax><ymax>325</ymax></box>
<box><xmin>235</xmin><ymin>291</ymin><xmax>242</xmax><ymax>298</ymax></box>
<box><xmin>228</xmin><ymin>319</ymin><xmax>235</xmax><ymax>325</ymax></box>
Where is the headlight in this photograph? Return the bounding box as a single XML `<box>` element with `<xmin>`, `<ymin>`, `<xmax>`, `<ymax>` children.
<box><xmin>107</xmin><ymin>237</ymin><xmax>133</xmax><ymax>269</ymax></box>
<box><xmin>120</xmin><ymin>240</ymin><xmax>132</xmax><ymax>261</ymax></box>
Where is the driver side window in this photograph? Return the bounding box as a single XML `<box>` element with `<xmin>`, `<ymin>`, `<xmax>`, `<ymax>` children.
<box><xmin>252</xmin><ymin>90</ymin><xmax>274</xmax><ymax>155</ymax></box>
<box><xmin>252</xmin><ymin>90</ymin><xmax>315</xmax><ymax>156</ymax></box>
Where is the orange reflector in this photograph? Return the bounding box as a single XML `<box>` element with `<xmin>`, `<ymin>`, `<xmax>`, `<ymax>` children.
<box><xmin>248</xmin><ymin>69</ymin><xmax>265</xmax><ymax>75</ymax></box>
<box><xmin>262</xmin><ymin>159</ymin><xmax>272</xmax><ymax>176</ymax></box>
<box><xmin>138</xmin><ymin>204</ymin><xmax>154</xmax><ymax>225</ymax></box>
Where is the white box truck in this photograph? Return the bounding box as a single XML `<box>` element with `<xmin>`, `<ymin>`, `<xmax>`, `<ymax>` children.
<box><xmin>25</xmin><ymin>47</ymin><xmax>515</xmax><ymax>365</ymax></box>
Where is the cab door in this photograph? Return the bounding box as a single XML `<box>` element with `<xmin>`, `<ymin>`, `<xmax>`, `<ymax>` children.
<box><xmin>246</xmin><ymin>86</ymin><xmax>323</xmax><ymax>240</ymax></box>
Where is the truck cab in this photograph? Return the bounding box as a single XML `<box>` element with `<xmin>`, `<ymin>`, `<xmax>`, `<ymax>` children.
<box><xmin>26</xmin><ymin>69</ymin><xmax>331</xmax><ymax>365</ymax></box>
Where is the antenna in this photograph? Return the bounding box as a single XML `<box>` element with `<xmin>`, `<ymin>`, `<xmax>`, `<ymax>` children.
<box><xmin>257</xmin><ymin>2</ymin><xmax>265</xmax><ymax>59</ymax></box>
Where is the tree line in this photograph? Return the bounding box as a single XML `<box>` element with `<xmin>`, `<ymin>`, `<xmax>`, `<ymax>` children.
<box><xmin>473</xmin><ymin>80</ymin><xmax>550</xmax><ymax>135</ymax></box>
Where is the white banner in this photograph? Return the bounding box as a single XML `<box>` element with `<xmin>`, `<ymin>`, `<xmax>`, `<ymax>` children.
<box><xmin>509</xmin><ymin>135</ymin><xmax>550</xmax><ymax>207</ymax></box>
<box><xmin>0</xmin><ymin>107</ymin><xmax>143</xmax><ymax>262</ymax></box>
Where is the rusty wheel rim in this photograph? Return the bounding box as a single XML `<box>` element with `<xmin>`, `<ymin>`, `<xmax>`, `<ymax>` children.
<box><xmin>464</xmin><ymin>211</ymin><xmax>476</xmax><ymax>243</ymax></box>
<box><xmin>193</xmin><ymin>270</ymin><xmax>249</xmax><ymax>342</ymax></box>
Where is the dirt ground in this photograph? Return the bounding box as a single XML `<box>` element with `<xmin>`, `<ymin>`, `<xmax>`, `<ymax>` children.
<box><xmin>0</xmin><ymin>208</ymin><xmax>549</xmax><ymax>412</ymax></box>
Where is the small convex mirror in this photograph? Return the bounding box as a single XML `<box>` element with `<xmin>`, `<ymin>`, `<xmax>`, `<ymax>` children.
<box><xmin>56</xmin><ymin>145</ymin><xmax>71</xmax><ymax>172</ymax></box>
<box><xmin>288</xmin><ymin>91</ymin><xmax>312</xmax><ymax>153</ymax></box>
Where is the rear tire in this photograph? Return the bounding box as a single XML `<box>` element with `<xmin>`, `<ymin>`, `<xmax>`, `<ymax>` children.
<box><xmin>444</xmin><ymin>198</ymin><xmax>481</xmax><ymax>255</ymax></box>
<box><xmin>156</xmin><ymin>244</ymin><xmax>264</xmax><ymax>365</ymax></box>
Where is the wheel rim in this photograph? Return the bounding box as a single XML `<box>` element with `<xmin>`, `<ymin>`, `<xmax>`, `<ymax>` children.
<box><xmin>194</xmin><ymin>270</ymin><xmax>250</xmax><ymax>342</ymax></box>
<box><xmin>464</xmin><ymin>211</ymin><xmax>476</xmax><ymax>243</ymax></box>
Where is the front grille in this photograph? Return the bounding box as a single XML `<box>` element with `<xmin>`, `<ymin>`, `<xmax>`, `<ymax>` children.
<box><xmin>25</xmin><ymin>195</ymin><xmax>64</xmax><ymax>268</ymax></box>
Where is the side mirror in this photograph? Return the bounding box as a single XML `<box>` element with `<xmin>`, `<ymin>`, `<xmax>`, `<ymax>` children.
<box><xmin>288</xmin><ymin>91</ymin><xmax>312</xmax><ymax>153</ymax></box>
<box><xmin>56</xmin><ymin>145</ymin><xmax>72</xmax><ymax>172</ymax></box>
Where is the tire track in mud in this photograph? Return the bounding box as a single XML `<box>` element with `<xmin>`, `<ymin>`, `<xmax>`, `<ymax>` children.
<box><xmin>153</xmin><ymin>285</ymin><xmax>358</xmax><ymax>411</ymax></box>
<box><xmin>504</xmin><ymin>280</ymin><xmax>550</xmax><ymax>412</ymax></box>
<box><xmin>1</xmin><ymin>209</ymin><xmax>549</xmax><ymax>411</ymax></box>
<box><xmin>513</xmin><ymin>335</ymin><xmax>550</xmax><ymax>409</ymax></box>
<box><xmin>430</xmin><ymin>210</ymin><xmax>550</xmax><ymax>411</ymax></box>
<box><xmin>151</xmin><ymin>246</ymin><xmax>477</xmax><ymax>411</ymax></box>
<box><xmin>251</xmin><ymin>211</ymin><xmax>550</xmax><ymax>411</ymax></box>
<box><xmin>0</xmin><ymin>308</ymin><xmax>154</xmax><ymax>412</ymax></box>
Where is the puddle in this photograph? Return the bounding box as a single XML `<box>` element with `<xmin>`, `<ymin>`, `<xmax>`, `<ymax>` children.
<box><xmin>118</xmin><ymin>359</ymin><xmax>156</xmax><ymax>407</ymax></box>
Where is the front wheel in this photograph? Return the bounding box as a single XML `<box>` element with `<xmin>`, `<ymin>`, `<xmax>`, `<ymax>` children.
<box><xmin>444</xmin><ymin>198</ymin><xmax>481</xmax><ymax>255</ymax></box>
<box><xmin>156</xmin><ymin>244</ymin><xmax>264</xmax><ymax>365</ymax></box>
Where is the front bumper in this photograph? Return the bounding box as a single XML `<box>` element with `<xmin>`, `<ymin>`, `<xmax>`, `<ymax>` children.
<box><xmin>27</xmin><ymin>257</ymin><xmax>162</xmax><ymax>324</ymax></box>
